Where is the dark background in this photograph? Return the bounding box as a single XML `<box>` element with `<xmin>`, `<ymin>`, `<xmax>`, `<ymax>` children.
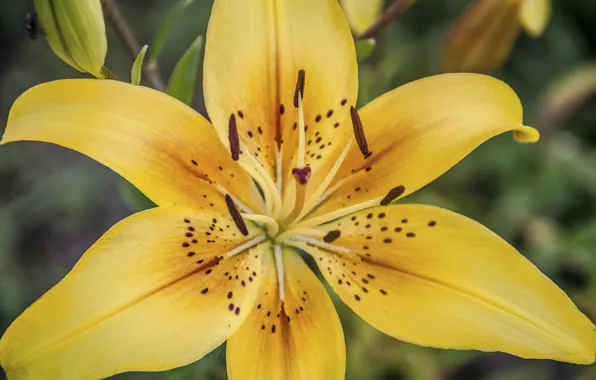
<box><xmin>1</xmin><ymin>0</ymin><xmax>596</xmax><ymax>379</ymax></box>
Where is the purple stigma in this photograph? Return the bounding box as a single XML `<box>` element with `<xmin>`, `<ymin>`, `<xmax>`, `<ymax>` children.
<box><xmin>292</xmin><ymin>166</ymin><xmax>312</xmax><ymax>185</ymax></box>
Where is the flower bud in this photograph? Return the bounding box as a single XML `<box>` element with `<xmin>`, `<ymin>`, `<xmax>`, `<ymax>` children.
<box><xmin>443</xmin><ymin>0</ymin><xmax>522</xmax><ymax>74</ymax></box>
<box><xmin>34</xmin><ymin>0</ymin><xmax>107</xmax><ymax>77</ymax></box>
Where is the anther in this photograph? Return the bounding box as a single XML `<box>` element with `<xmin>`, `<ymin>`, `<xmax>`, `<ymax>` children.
<box><xmin>294</xmin><ymin>69</ymin><xmax>306</xmax><ymax>108</ymax></box>
<box><xmin>380</xmin><ymin>185</ymin><xmax>406</xmax><ymax>206</ymax></box>
<box><xmin>226</xmin><ymin>194</ymin><xmax>249</xmax><ymax>236</ymax></box>
<box><xmin>323</xmin><ymin>230</ymin><xmax>341</xmax><ymax>243</ymax></box>
<box><xmin>350</xmin><ymin>106</ymin><xmax>369</xmax><ymax>156</ymax></box>
<box><xmin>292</xmin><ymin>166</ymin><xmax>312</xmax><ymax>185</ymax></box>
<box><xmin>228</xmin><ymin>114</ymin><xmax>240</xmax><ymax>161</ymax></box>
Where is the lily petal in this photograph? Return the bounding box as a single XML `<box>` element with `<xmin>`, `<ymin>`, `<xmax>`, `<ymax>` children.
<box><xmin>340</xmin><ymin>0</ymin><xmax>384</xmax><ymax>35</ymax></box>
<box><xmin>1</xmin><ymin>79</ymin><xmax>263</xmax><ymax>212</ymax></box>
<box><xmin>303</xmin><ymin>74</ymin><xmax>538</xmax><ymax>224</ymax></box>
<box><xmin>0</xmin><ymin>207</ymin><xmax>267</xmax><ymax>379</ymax></box>
<box><xmin>227</xmin><ymin>247</ymin><xmax>345</xmax><ymax>380</ymax></box>
<box><xmin>204</xmin><ymin>0</ymin><xmax>357</xmax><ymax>195</ymax></box>
<box><xmin>301</xmin><ymin>205</ymin><xmax>596</xmax><ymax>364</ymax></box>
<box><xmin>443</xmin><ymin>0</ymin><xmax>521</xmax><ymax>74</ymax></box>
<box><xmin>519</xmin><ymin>0</ymin><xmax>551</xmax><ymax>37</ymax></box>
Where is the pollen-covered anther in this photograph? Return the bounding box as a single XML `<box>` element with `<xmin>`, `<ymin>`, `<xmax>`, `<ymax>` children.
<box><xmin>293</xmin><ymin>69</ymin><xmax>306</xmax><ymax>108</ymax></box>
<box><xmin>225</xmin><ymin>194</ymin><xmax>249</xmax><ymax>236</ymax></box>
<box><xmin>380</xmin><ymin>185</ymin><xmax>406</xmax><ymax>206</ymax></box>
<box><xmin>323</xmin><ymin>230</ymin><xmax>341</xmax><ymax>243</ymax></box>
<box><xmin>228</xmin><ymin>114</ymin><xmax>240</xmax><ymax>161</ymax></box>
<box><xmin>292</xmin><ymin>166</ymin><xmax>312</xmax><ymax>185</ymax></box>
<box><xmin>350</xmin><ymin>106</ymin><xmax>369</xmax><ymax>156</ymax></box>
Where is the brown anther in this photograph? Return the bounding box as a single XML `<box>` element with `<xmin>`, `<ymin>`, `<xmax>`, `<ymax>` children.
<box><xmin>292</xmin><ymin>166</ymin><xmax>312</xmax><ymax>185</ymax></box>
<box><xmin>323</xmin><ymin>230</ymin><xmax>341</xmax><ymax>243</ymax></box>
<box><xmin>350</xmin><ymin>106</ymin><xmax>369</xmax><ymax>156</ymax></box>
<box><xmin>293</xmin><ymin>70</ymin><xmax>306</xmax><ymax>108</ymax></box>
<box><xmin>380</xmin><ymin>185</ymin><xmax>405</xmax><ymax>206</ymax></box>
<box><xmin>225</xmin><ymin>194</ymin><xmax>248</xmax><ymax>236</ymax></box>
<box><xmin>228</xmin><ymin>114</ymin><xmax>240</xmax><ymax>161</ymax></box>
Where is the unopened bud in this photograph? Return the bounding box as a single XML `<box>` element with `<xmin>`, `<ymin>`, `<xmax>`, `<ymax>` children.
<box><xmin>34</xmin><ymin>0</ymin><xmax>107</xmax><ymax>77</ymax></box>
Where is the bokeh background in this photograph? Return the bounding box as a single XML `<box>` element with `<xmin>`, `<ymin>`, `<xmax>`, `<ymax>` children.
<box><xmin>1</xmin><ymin>0</ymin><xmax>596</xmax><ymax>379</ymax></box>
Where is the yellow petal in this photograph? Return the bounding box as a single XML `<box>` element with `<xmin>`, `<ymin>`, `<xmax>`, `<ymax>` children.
<box><xmin>1</xmin><ymin>79</ymin><xmax>263</xmax><ymax>213</ymax></box>
<box><xmin>340</xmin><ymin>0</ymin><xmax>384</xmax><ymax>35</ymax></box>
<box><xmin>203</xmin><ymin>0</ymin><xmax>358</xmax><ymax>197</ymax></box>
<box><xmin>227</xmin><ymin>248</ymin><xmax>345</xmax><ymax>380</ymax></box>
<box><xmin>303</xmin><ymin>73</ymin><xmax>538</xmax><ymax>225</ymax></box>
<box><xmin>519</xmin><ymin>0</ymin><xmax>551</xmax><ymax>37</ymax></box>
<box><xmin>301</xmin><ymin>205</ymin><xmax>596</xmax><ymax>364</ymax></box>
<box><xmin>0</xmin><ymin>207</ymin><xmax>268</xmax><ymax>379</ymax></box>
<box><xmin>443</xmin><ymin>0</ymin><xmax>521</xmax><ymax>73</ymax></box>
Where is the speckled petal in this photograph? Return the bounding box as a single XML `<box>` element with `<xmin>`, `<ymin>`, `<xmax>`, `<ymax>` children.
<box><xmin>204</xmin><ymin>0</ymin><xmax>357</xmax><ymax>197</ymax></box>
<box><xmin>1</xmin><ymin>79</ymin><xmax>264</xmax><ymax>213</ymax></box>
<box><xmin>300</xmin><ymin>204</ymin><xmax>596</xmax><ymax>364</ymax></box>
<box><xmin>302</xmin><ymin>73</ymin><xmax>538</xmax><ymax>224</ymax></box>
<box><xmin>0</xmin><ymin>207</ymin><xmax>268</xmax><ymax>379</ymax></box>
<box><xmin>227</xmin><ymin>248</ymin><xmax>345</xmax><ymax>380</ymax></box>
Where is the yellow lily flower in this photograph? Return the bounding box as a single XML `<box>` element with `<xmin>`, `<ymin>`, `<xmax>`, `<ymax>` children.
<box><xmin>0</xmin><ymin>0</ymin><xmax>594</xmax><ymax>379</ymax></box>
<box><xmin>443</xmin><ymin>0</ymin><xmax>552</xmax><ymax>74</ymax></box>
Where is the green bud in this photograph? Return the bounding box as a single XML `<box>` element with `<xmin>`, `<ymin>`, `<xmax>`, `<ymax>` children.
<box><xmin>34</xmin><ymin>0</ymin><xmax>107</xmax><ymax>77</ymax></box>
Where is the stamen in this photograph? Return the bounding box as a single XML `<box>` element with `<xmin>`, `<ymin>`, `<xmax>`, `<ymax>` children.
<box><xmin>311</xmin><ymin>179</ymin><xmax>345</xmax><ymax>211</ymax></box>
<box><xmin>228</xmin><ymin>114</ymin><xmax>240</xmax><ymax>161</ymax></box>
<box><xmin>242</xmin><ymin>213</ymin><xmax>279</xmax><ymax>237</ymax></box>
<box><xmin>279</xmin><ymin>178</ymin><xmax>297</xmax><ymax>220</ymax></box>
<box><xmin>226</xmin><ymin>194</ymin><xmax>249</xmax><ymax>236</ymax></box>
<box><xmin>296</xmin><ymin>196</ymin><xmax>384</xmax><ymax>228</ymax></box>
<box><xmin>323</xmin><ymin>230</ymin><xmax>341</xmax><ymax>243</ymax></box>
<box><xmin>276</xmin><ymin>146</ymin><xmax>283</xmax><ymax>193</ymax></box>
<box><xmin>285</xmin><ymin>237</ymin><xmax>353</xmax><ymax>255</ymax></box>
<box><xmin>273</xmin><ymin>245</ymin><xmax>285</xmax><ymax>301</ymax></box>
<box><xmin>380</xmin><ymin>185</ymin><xmax>406</xmax><ymax>206</ymax></box>
<box><xmin>214</xmin><ymin>184</ymin><xmax>257</xmax><ymax>215</ymax></box>
<box><xmin>292</xmin><ymin>166</ymin><xmax>311</xmax><ymax>185</ymax></box>
<box><xmin>223</xmin><ymin>235</ymin><xmax>268</xmax><ymax>258</ymax></box>
<box><xmin>293</xmin><ymin>69</ymin><xmax>305</xmax><ymax>108</ymax></box>
<box><xmin>242</xmin><ymin>151</ymin><xmax>283</xmax><ymax>218</ymax></box>
<box><xmin>275</xmin><ymin>227</ymin><xmax>325</xmax><ymax>242</ymax></box>
<box><xmin>350</xmin><ymin>106</ymin><xmax>369</xmax><ymax>156</ymax></box>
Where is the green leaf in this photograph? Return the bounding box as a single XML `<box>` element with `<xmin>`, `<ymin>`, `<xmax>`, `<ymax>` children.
<box><xmin>150</xmin><ymin>0</ymin><xmax>195</xmax><ymax>61</ymax></box>
<box><xmin>118</xmin><ymin>181</ymin><xmax>156</xmax><ymax>212</ymax></box>
<box><xmin>355</xmin><ymin>38</ymin><xmax>376</xmax><ymax>62</ymax></box>
<box><xmin>130</xmin><ymin>45</ymin><xmax>148</xmax><ymax>85</ymax></box>
<box><xmin>166</xmin><ymin>35</ymin><xmax>204</xmax><ymax>105</ymax></box>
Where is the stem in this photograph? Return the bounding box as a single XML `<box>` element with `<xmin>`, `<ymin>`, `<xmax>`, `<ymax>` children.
<box><xmin>101</xmin><ymin>0</ymin><xmax>166</xmax><ymax>91</ymax></box>
<box><xmin>356</xmin><ymin>0</ymin><xmax>413</xmax><ymax>40</ymax></box>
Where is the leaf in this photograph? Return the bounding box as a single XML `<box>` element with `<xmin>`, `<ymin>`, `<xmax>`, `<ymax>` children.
<box><xmin>166</xmin><ymin>35</ymin><xmax>203</xmax><ymax>105</ymax></box>
<box><xmin>130</xmin><ymin>45</ymin><xmax>148</xmax><ymax>85</ymax></box>
<box><xmin>150</xmin><ymin>0</ymin><xmax>195</xmax><ymax>61</ymax></box>
<box><xmin>118</xmin><ymin>181</ymin><xmax>156</xmax><ymax>212</ymax></box>
<box><xmin>355</xmin><ymin>38</ymin><xmax>376</xmax><ymax>62</ymax></box>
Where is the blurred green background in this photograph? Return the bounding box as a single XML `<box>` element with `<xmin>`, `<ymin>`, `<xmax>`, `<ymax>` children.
<box><xmin>1</xmin><ymin>0</ymin><xmax>596</xmax><ymax>379</ymax></box>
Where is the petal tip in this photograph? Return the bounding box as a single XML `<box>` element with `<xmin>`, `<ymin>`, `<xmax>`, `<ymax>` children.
<box><xmin>513</xmin><ymin>125</ymin><xmax>540</xmax><ymax>143</ymax></box>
